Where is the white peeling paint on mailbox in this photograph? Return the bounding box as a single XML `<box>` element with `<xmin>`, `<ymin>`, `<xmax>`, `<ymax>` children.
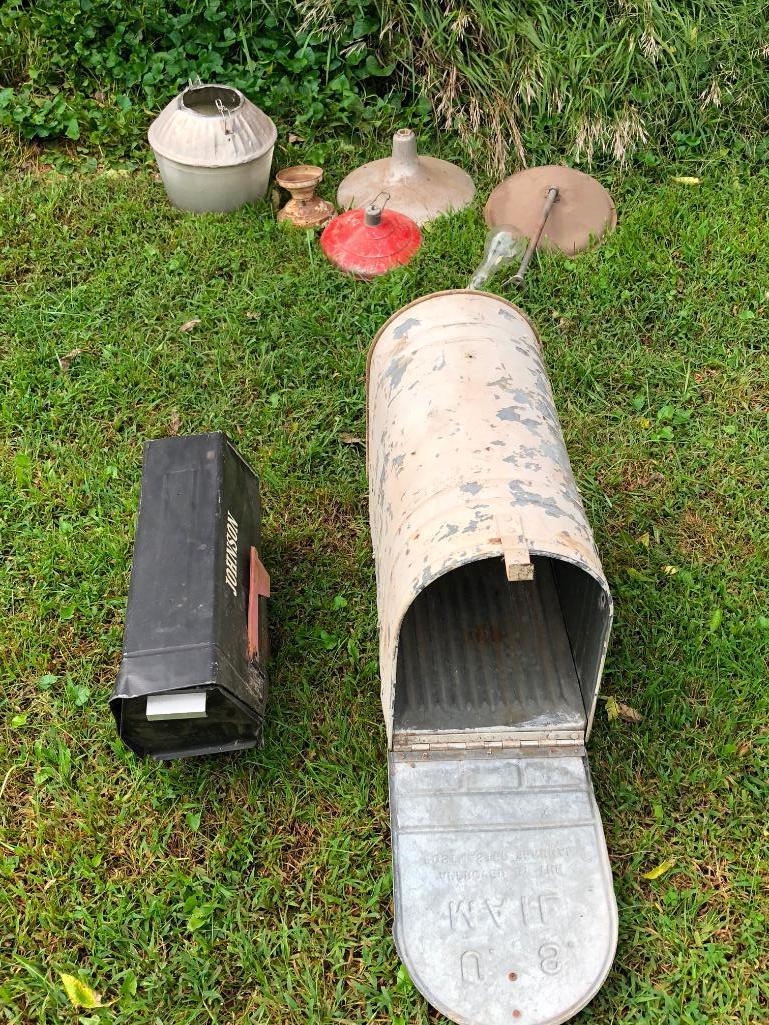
<box><xmin>367</xmin><ymin>289</ymin><xmax>612</xmax><ymax>744</ymax></box>
<box><xmin>366</xmin><ymin>290</ymin><xmax>618</xmax><ymax>1025</ymax></box>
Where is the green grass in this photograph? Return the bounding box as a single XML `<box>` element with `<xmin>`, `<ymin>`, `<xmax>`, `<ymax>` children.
<box><xmin>1</xmin><ymin>140</ymin><xmax>768</xmax><ymax>1025</ymax></box>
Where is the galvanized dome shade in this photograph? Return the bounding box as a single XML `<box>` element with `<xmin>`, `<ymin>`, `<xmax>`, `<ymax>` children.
<box><xmin>485</xmin><ymin>166</ymin><xmax>616</xmax><ymax>254</ymax></box>
<box><xmin>337</xmin><ymin>128</ymin><xmax>475</xmax><ymax>225</ymax></box>
<box><xmin>367</xmin><ymin>291</ymin><xmax>617</xmax><ymax>1025</ymax></box>
<box><xmin>148</xmin><ymin>83</ymin><xmax>277</xmax><ymax>212</ymax></box>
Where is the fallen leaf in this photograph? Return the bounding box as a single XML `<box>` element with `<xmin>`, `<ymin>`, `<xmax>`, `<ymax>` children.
<box><xmin>637</xmin><ymin>532</ymin><xmax>650</xmax><ymax>548</ymax></box>
<box><xmin>671</xmin><ymin>176</ymin><xmax>700</xmax><ymax>185</ymax></box>
<box><xmin>59</xmin><ymin>973</ymin><xmax>102</xmax><ymax>1009</ymax></box>
<box><xmin>615</xmin><ymin>701</ymin><xmax>643</xmax><ymax>723</ymax></box>
<box><xmin>288</xmin><ymin>133</ymin><xmax>304</xmax><ymax>144</ymax></box>
<box><xmin>179</xmin><ymin>319</ymin><xmax>200</xmax><ymax>333</ymax></box>
<box><xmin>340</xmin><ymin>434</ymin><xmax>364</xmax><ymax>446</ymax></box>
<box><xmin>168</xmin><ymin>411</ymin><xmax>181</xmax><ymax>435</ymax></box>
<box><xmin>245</xmin><ymin>311</ymin><xmax>261</xmax><ymax>321</ymax></box>
<box><xmin>662</xmin><ymin>564</ymin><xmax>679</xmax><ymax>575</ymax></box>
<box><xmin>642</xmin><ymin>859</ymin><xmax>676</xmax><ymax>880</ymax></box>
<box><xmin>737</xmin><ymin>740</ymin><xmax>752</xmax><ymax>757</ymax></box>
<box><xmin>625</xmin><ymin>566</ymin><xmax>652</xmax><ymax>581</ymax></box>
<box><xmin>603</xmin><ymin>695</ymin><xmax>642</xmax><ymax>723</ymax></box>
<box><xmin>57</xmin><ymin>347</ymin><xmax>82</xmax><ymax>371</ymax></box>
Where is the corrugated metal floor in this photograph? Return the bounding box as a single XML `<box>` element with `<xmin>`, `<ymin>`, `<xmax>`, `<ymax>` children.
<box><xmin>394</xmin><ymin>556</ymin><xmax>586</xmax><ymax>732</ymax></box>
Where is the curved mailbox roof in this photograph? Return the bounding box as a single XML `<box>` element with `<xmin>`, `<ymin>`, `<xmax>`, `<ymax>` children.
<box><xmin>367</xmin><ymin>290</ymin><xmax>612</xmax><ymax>741</ymax></box>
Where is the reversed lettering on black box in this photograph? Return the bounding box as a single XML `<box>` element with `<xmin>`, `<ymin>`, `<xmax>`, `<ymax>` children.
<box><xmin>225</xmin><ymin>511</ymin><xmax>239</xmax><ymax>596</ymax></box>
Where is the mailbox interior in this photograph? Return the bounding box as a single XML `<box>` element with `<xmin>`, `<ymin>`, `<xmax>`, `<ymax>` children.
<box><xmin>115</xmin><ymin>686</ymin><xmax>262</xmax><ymax>760</ymax></box>
<box><xmin>394</xmin><ymin>554</ymin><xmax>609</xmax><ymax>744</ymax></box>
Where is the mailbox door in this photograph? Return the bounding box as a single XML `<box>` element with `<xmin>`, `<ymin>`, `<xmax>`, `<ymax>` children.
<box><xmin>389</xmin><ymin>750</ymin><xmax>617</xmax><ymax>1025</ymax></box>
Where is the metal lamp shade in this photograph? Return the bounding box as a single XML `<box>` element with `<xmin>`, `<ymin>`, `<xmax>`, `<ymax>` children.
<box><xmin>148</xmin><ymin>83</ymin><xmax>277</xmax><ymax>213</ymax></box>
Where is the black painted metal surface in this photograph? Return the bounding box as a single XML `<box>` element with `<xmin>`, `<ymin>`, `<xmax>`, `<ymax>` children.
<box><xmin>110</xmin><ymin>432</ymin><xmax>268</xmax><ymax>759</ymax></box>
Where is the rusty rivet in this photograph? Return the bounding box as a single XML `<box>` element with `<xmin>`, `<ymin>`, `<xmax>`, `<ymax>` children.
<box><xmin>512</xmin><ymin>1012</ymin><xmax>522</xmax><ymax>1019</ymax></box>
<box><xmin>508</xmin><ymin>971</ymin><xmax>518</xmax><ymax>981</ymax></box>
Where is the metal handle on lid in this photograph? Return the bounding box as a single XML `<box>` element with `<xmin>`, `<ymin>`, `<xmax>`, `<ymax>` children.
<box><xmin>511</xmin><ymin>185</ymin><xmax>559</xmax><ymax>286</ymax></box>
<box><xmin>215</xmin><ymin>97</ymin><xmax>234</xmax><ymax>136</ymax></box>
<box><xmin>365</xmin><ymin>191</ymin><xmax>390</xmax><ymax>227</ymax></box>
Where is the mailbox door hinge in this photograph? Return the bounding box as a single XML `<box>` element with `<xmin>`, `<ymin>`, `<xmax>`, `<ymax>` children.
<box><xmin>393</xmin><ymin>730</ymin><xmax>585</xmax><ymax>757</ymax></box>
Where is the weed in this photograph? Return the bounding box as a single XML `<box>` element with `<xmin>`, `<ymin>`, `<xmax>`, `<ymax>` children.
<box><xmin>3</xmin><ymin>2</ymin><xmax>769</xmax><ymax>168</ymax></box>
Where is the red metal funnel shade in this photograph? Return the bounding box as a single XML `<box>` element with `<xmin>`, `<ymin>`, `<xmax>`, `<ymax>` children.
<box><xmin>320</xmin><ymin>207</ymin><xmax>421</xmax><ymax>278</ymax></box>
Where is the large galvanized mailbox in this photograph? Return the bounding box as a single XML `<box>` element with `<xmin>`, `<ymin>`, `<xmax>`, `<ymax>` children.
<box><xmin>111</xmin><ymin>433</ymin><xmax>269</xmax><ymax>760</ymax></box>
<box><xmin>367</xmin><ymin>291</ymin><xmax>617</xmax><ymax>1025</ymax></box>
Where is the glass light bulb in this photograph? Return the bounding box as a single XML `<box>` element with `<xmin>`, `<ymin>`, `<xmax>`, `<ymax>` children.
<box><xmin>468</xmin><ymin>227</ymin><xmax>524</xmax><ymax>290</ymax></box>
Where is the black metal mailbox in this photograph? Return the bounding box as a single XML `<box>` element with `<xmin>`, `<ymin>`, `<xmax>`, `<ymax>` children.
<box><xmin>110</xmin><ymin>432</ymin><xmax>269</xmax><ymax>759</ymax></box>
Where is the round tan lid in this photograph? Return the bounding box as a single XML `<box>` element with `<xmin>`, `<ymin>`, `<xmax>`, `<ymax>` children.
<box><xmin>484</xmin><ymin>166</ymin><xmax>616</xmax><ymax>253</ymax></box>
